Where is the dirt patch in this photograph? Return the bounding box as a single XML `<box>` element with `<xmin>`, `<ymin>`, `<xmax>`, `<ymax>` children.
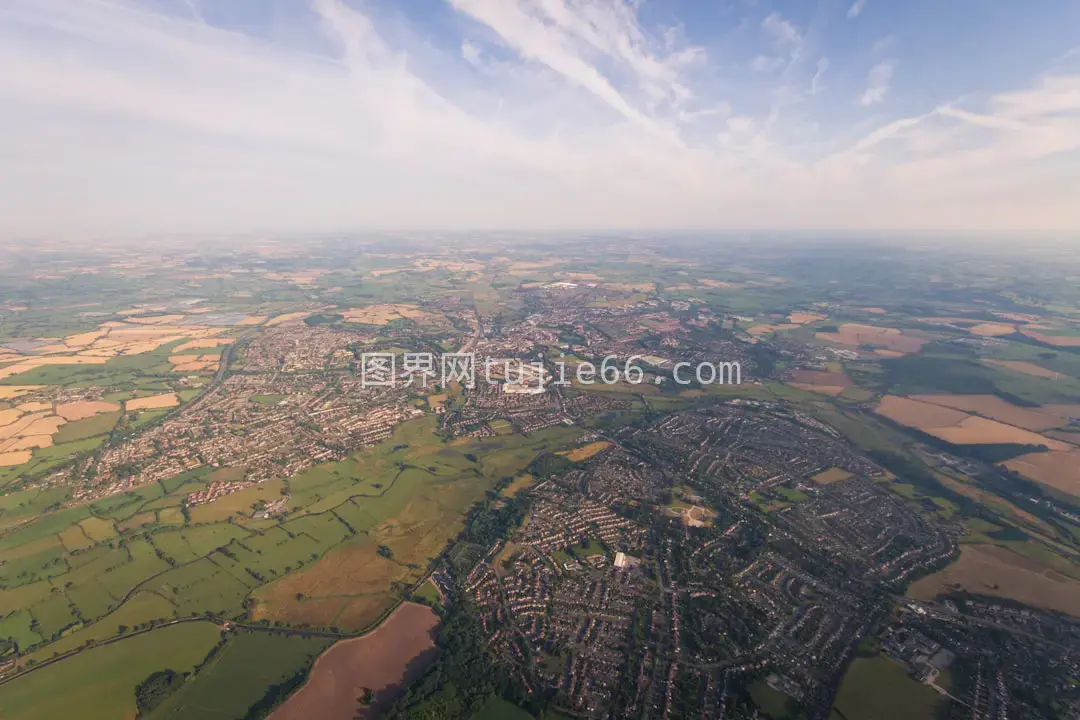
<box><xmin>56</xmin><ymin>401</ymin><xmax>122</xmax><ymax>422</ymax></box>
<box><xmin>1003</xmin><ymin>451</ymin><xmax>1080</xmax><ymax>497</ymax></box>
<box><xmin>269</xmin><ymin>602</ymin><xmax>439</xmax><ymax>720</ymax></box>
<box><xmin>983</xmin><ymin>359</ymin><xmax>1065</xmax><ymax>380</ymax></box>
<box><xmin>908</xmin><ymin>544</ymin><xmax>1080</xmax><ymax>616</ymax></box>
<box><xmin>0</xmin><ymin>409</ymin><xmax>23</xmax><ymax>427</ymax></box>
<box><xmin>126</xmin><ymin>393</ymin><xmax>180</xmax><ymax>411</ymax></box>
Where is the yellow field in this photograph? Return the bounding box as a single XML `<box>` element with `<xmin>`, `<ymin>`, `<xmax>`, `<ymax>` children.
<box><xmin>55</xmin><ymin>401</ymin><xmax>121</xmax><ymax>422</ymax></box>
<box><xmin>126</xmin><ymin>393</ymin><xmax>180</xmax><ymax>411</ymax></box>
<box><xmin>126</xmin><ymin>314</ymin><xmax>187</xmax><ymax>325</ymax></box>
<box><xmin>908</xmin><ymin>544</ymin><xmax>1080</xmax><ymax>616</ymax></box>
<box><xmin>789</xmin><ymin>311</ymin><xmax>826</xmax><ymax>324</ymax></box>
<box><xmin>253</xmin><ymin>541</ymin><xmax>409</xmax><ymax>629</ymax></box>
<box><xmin>265</xmin><ymin>311</ymin><xmax>313</xmax><ymax>327</ymax></box>
<box><xmin>1004</xmin><ymin>450</ymin><xmax>1080</xmax><ymax>496</ymax></box>
<box><xmin>968</xmin><ymin>322</ymin><xmax>1015</xmax><ymax>336</ymax></box>
<box><xmin>816</xmin><ymin>324</ymin><xmax>929</xmax><ymax>354</ymax></box>
<box><xmin>0</xmin><ymin>386</ymin><xmax>43</xmax><ymax>400</ymax></box>
<box><xmin>173</xmin><ymin>338</ymin><xmax>233</xmax><ymax>352</ymax></box>
<box><xmin>557</xmin><ymin>441</ymin><xmax>612</xmax><ymax>462</ymax></box>
<box><xmin>911</xmin><ymin>394</ymin><xmax>1067</xmax><ymax>432</ymax></box>
<box><xmin>0</xmin><ymin>356</ymin><xmax>108</xmax><ymax>381</ymax></box>
<box><xmin>983</xmin><ymin>359</ymin><xmax>1065</xmax><ymax>379</ymax></box>
<box><xmin>0</xmin><ymin>450</ymin><xmax>32</xmax><ymax>466</ymax></box>
<box><xmin>875</xmin><ymin>395</ymin><xmax>969</xmax><ymax>428</ymax></box>
<box><xmin>1020</xmin><ymin>329</ymin><xmax>1080</xmax><ymax>347</ymax></box>
<box><xmin>501</xmin><ymin>474</ymin><xmax>536</xmax><ymax>497</ymax></box>
<box><xmin>342</xmin><ymin>304</ymin><xmax>432</xmax><ymax>325</ymax></box>
<box><xmin>875</xmin><ymin>395</ymin><xmax>1072</xmax><ymax>449</ymax></box>
<box><xmin>933</xmin><ymin>416</ymin><xmax>1070</xmax><ymax>449</ymax></box>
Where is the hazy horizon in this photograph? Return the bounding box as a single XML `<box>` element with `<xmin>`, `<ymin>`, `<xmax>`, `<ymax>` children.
<box><xmin>2</xmin><ymin>0</ymin><xmax>1079</xmax><ymax>237</ymax></box>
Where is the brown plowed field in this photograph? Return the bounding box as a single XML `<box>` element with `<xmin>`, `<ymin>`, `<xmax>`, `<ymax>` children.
<box><xmin>269</xmin><ymin>602</ymin><xmax>439</xmax><ymax>720</ymax></box>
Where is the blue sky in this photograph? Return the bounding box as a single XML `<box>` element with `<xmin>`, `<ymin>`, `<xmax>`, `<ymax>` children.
<box><xmin>1</xmin><ymin>0</ymin><xmax>1078</xmax><ymax>237</ymax></box>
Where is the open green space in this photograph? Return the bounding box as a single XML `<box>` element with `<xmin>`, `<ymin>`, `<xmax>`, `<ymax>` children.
<box><xmin>147</xmin><ymin>630</ymin><xmax>332</xmax><ymax>720</ymax></box>
<box><xmin>0</xmin><ymin>622</ymin><xmax>222</xmax><ymax>720</ymax></box>
<box><xmin>831</xmin><ymin>654</ymin><xmax>945</xmax><ymax>720</ymax></box>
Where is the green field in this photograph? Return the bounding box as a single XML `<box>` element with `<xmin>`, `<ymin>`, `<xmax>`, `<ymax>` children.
<box><xmin>831</xmin><ymin>655</ymin><xmax>945</xmax><ymax>720</ymax></box>
<box><xmin>472</xmin><ymin>697</ymin><xmax>535</xmax><ymax>720</ymax></box>
<box><xmin>147</xmin><ymin>630</ymin><xmax>332</xmax><ymax>719</ymax></box>
<box><xmin>0</xmin><ymin>622</ymin><xmax>222</xmax><ymax>720</ymax></box>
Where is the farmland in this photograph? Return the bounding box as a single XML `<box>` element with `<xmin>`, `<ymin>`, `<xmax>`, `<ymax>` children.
<box><xmin>0</xmin><ymin>622</ymin><xmax>222</xmax><ymax>720</ymax></box>
<box><xmin>3</xmin><ymin>237</ymin><xmax>1080</xmax><ymax>719</ymax></box>
<box><xmin>268</xmin><ymin>602</ymin><xmax>439</xmax><ymax>720</ymax></box>
<box><xmin>907</xmin><ymin>544</ymin><xmax>1080</xmax><ymax>616</ymax></box>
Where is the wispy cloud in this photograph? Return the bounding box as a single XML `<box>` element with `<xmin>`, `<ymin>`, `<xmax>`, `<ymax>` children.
<box><xmin>859</xmin><ymin>60</ymin><xmax>894</xmax><ymax>106</ymax></box>
<box><xmin>812</xmin><ymin>58</ymin><xmax>830</xmax><ymax>95</ymax></box>
<box><xmin>762</xmin><ymin>11</ymin><xmax>802</xmax><ymax>48</ymax></box>
<box><xmin>848</xmin><ymin>0</ymin><xmax>868</xmax><ymax>20</ymax></box>
<box><xmin>0</xmin><ymin>0</ymin><xmax>1077</xmax><ymax>236</ymax></box>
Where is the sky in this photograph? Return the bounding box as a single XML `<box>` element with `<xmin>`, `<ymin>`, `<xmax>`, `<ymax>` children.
<box><xmin>1</xmin><ymin>0</ymin><xmax>1079</xmax><ymax>238</ymax></box>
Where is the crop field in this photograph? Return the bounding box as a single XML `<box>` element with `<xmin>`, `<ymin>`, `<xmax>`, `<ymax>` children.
<box><xmin>984</xmin><ymin>359</ymin><xmax>1066</xmax><ymax>379</ymax></box>
<box><xmin>268</xmin><ymin>602</ymin><xmax>439</xmax><ymax>720</ymax></box>
<box><xmin>0</xmin><ymin>622</ymin><xmax>222</xmax><ymax>720</ymax></box>
<box><xmin>341</xmin><ymin>304</ymin><xmax>434</xmax><ymax>325</ymax></box>
<box><xmin>126</xmin><ymin>392</ymin><xmax>179</xmax><ymax>411</ymax></box>
<box><xmin>874</xmin><ymin>394</ymin><xmax>1071</xmax><ymax>448</ymax></box>
<box><xmin>909</xmin><ymin>394</ymin><xmax>1070</xmax><ymax>431</ymax></box>
<box><xmin>907</xmin><ymin>543</ymin><xmax>1080</xmax><ymax>616</ymax></box>
<box><xmin>815</xmin><ymin>323</ymin><xmax>932</xmax><ymax>354</ymax></box>
<box><xmin>148</xmin><ymin>631</ymin><xmax>333</xmax><ymax>720</ymax></box>
<box><xmin>557</xmin><ymin>441</ymin><xmax>612</xmax><ymax>462</ymax></box>
<box><xmin>1003</xmin><ymin>450</ymin><xmax>1080</xmax><ymax>497</ymax></box>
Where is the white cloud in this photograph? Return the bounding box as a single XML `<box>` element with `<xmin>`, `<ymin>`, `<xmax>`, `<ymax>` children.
<box><xmin>859</xmin><ymin>61</ymin><xmax>894</xmax><ymax>106</ymax></box>
<box><xmin>461</xmin><ymin>39</ymin><xmax>481</xmax><ymax>66</ymax></box>
<box><xmin>848</xmin><ymin>0</ymin><xmax>868</xmax><ymax>19</ymax></box>
<box><xmin>0</xmin><ymin>0</ymin><xmax>1076</xmax><ymax>236</ymax></box>
<box><xmin>751</xmin><ymin>55</ymin><xmax>784</xmax><ymax>73</ymax></box>
<box><xmin>762</xmin><ymin>12</ymin><xmax>801</xmax><ymax>47</ymax></box>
